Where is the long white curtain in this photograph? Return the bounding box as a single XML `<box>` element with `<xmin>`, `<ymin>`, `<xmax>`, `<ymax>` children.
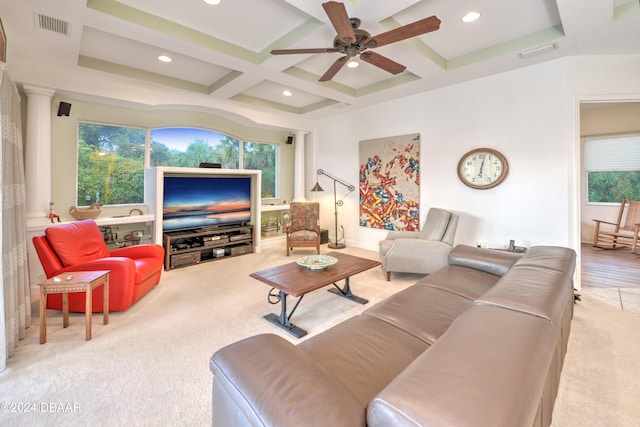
<box><xmin>0</xmin><ymin>65</ymin><xmax>30</xmax><ymax>372</ymax></box>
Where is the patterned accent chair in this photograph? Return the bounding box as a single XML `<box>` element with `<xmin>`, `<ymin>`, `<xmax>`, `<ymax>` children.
<box><xmin>285</xmin><ymin>202</ymin><xmax>321</xmax><ymax>256</ymax></box>
<box><xmin>379</xmin><ymin>207</ymin><xmax>459</xmax><ymax>281</ymax></box>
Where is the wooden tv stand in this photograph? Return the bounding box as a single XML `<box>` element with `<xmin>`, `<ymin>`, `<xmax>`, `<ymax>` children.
<box><xmin>163</xmin><ymin>224</ymin><xmax>254</xmax><ymax>270</ymax></box>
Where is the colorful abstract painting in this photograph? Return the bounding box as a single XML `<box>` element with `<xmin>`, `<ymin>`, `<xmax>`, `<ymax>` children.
<box><xmin>359</xmin><ymin>133</ymin><xmax>420</xmax><ymax>231</ymax></box>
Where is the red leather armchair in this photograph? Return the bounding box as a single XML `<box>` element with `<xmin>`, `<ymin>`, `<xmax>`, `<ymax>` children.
<box><xmin>32</xmin><ymin>219</ymin><xmax>164</xmax><ymax>312</ymax></box>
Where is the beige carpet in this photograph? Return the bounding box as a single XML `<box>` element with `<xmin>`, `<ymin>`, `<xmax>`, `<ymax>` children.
<box><xmin>1</xmin><ymin>245</ymin><xmax>638</xmax><ymax>426</ymax></box>
<box><xmin>551</xmin><ymin>291</ymin><xmax>640</xmax><ymax>426</ymax></box>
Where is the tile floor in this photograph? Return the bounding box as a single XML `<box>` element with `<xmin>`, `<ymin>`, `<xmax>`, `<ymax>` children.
<box><xmin>580</xmin><ymin>286</ymin><xmax>640</xmax><ymax>314</ymax></box>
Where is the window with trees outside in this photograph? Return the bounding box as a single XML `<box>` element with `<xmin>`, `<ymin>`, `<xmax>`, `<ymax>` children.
<box><xmin>243</xmin><ymin>141</ymin><xmax>276</xmax><ymax>198</ymax></box>
<box><xmin>77</xmin><ymin>123</ymin><xmax>146</xmax><ymax>206</ymax></box>
<box><xmin>150</xmin><ymin>128</ymin><xmax>278</xmax><ymax>198</ymax></box>
<box><xmin>77</xmin><ymin>124</ymin><xmax>278</xmax><ymax>206</ymax></box>
<box><xmin>585</xmin><ymin>134</ymin><xmax>640</xmax><ymax>203</ymax></box>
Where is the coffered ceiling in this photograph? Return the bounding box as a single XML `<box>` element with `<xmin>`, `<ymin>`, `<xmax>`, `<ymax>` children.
<box><xmin>2</xmin><ymin>0</ymin><xmax>639</xmax><ymax>122</ymax></box>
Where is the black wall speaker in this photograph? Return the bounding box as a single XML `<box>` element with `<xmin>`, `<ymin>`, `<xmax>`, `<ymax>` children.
<box><xmin>57</xmin><ymin>102</ymin><xmax>72</xmax><ymax>117</ymax></box>
<box><xmin>286</xmin><ymin>136</ymin><xmax>294</xmax><ymax>144</ymax></box>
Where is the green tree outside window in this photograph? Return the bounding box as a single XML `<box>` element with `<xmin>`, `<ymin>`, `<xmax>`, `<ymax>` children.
<box><xmin>243</xmin><ymin>141</ymin><xmax>276</xmax><ymax>198</ymax></box>
<box><xmin>585</xmin><ymin>134</ymin><xmax>640</xmax><ymax>203</ymax></box>
<box><xmin>77</xmin><ymin>123</ymin><xmax>145</xmax><ymax>206</ymax></box>
<box><xmin>587</xmin><ymin>171</ymin><xmax>640</xmax><ymax>202</ymax></box>
<box><xmin>77</xmin><ymin>125</ymin><xmax>279</xmax><ymax>206</ymax></box>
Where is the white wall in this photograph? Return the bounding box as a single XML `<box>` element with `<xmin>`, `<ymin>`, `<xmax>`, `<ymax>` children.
<box><xmin>312</xmin><ymin>55</ymin><xmax>640</xmax><ymax>254</ymax></box>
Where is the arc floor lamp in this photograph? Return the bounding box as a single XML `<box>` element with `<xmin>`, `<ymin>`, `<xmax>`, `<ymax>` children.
<box><xmin>311</xmin><ymin>169</ymin><xmax>355</xmax><ymax>249</ymax></box>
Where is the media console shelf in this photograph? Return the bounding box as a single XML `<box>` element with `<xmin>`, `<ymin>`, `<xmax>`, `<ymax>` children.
<box><xmin>145</xmin><ymin>167</ymin><xmax>262</xmax><ymax>252</ymax></box>
<box><xmin>164</xmin><ymin>224</ymin><xmax>254</xmax><ymax>270</ymax></box>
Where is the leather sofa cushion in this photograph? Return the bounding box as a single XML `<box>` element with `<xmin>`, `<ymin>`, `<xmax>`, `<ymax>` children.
<box><xmin>298</xmin><ymin>315</ymin><xmax>428</xmax><ymax>407</ymax></box>
<box><xmin>368</xmin><ymin>305</ymin><xmax>556</xmax><ymax>427</ymax></box>
<box><xmin>363</xmin><ymin>285</ymin><xmax>473</xmax><ymax>344</ymax></box>
<box><xmin>418</xmin><ymin>208</ymin><xmax>450</xmax><ymax>240</ymax></box>
<box><xmin>45</xmin><ymin>219</ymin><xmax>110</xmax><ymax>267</ymax></box>
<box><xmin>211</xmin><ymin>334</ymin><xmax>366</xmax><ymax>427</ymax></box>
<box><xmin>476</xmin><ymin>265</ymin><xmax>573</xmax><ymax>325</ymax></box>
<box><xmin>448</xmin><ymin>244</ymin><xmax>521</xmax><ymax>276</ymax></box>
<box><xmin>415</xmin><ymin>264</ymin><xmax>501</xmax><ymax>300</ymax></box>
<box><xmin>513</xmin><ymin>245</ymin><xmax>577</xmax><ymax>274</ymax></box>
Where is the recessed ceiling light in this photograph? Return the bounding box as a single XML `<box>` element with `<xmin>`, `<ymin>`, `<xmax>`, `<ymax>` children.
<box><xmin>461</xmin><ymin>11</ymin><xmax>481</xmax><ymax>23</ymax></box>
<box><xmin>203</xmin><ymin>0</ymin><xmax>222</xmax><ymax>5</ymax></box>
<box><xmin>157</xmin><ymin>55</ymin><xmax>172</xmax><ymax>63</ymax></box>
<box><xmin>282</xmin><ymin>90</ymin><xmax>292</xmax><ymax>97</ymax></box>
<box><xmin>347</xmin><ymin>61</ymin><xmax>359</xmax><ymax>68</ymax></box>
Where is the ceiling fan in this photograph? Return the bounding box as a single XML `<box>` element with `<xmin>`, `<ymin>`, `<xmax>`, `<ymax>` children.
<box><xmin>271</xmin><ymin>1</ymin><xmax>441</xmax><ymax>82</ymax></box>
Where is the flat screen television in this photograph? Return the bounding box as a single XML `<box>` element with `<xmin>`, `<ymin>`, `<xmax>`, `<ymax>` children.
<box><xmin>162</xmin><ymin>175</ymin><xmax>251</xmax><ymax>231</ymax></box>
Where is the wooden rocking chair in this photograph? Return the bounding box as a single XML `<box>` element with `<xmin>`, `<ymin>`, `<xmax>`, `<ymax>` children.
<box><xmin>592</xmin><ymin>196</ymin><xmax>640</xmax><ymax>253</ymax></box>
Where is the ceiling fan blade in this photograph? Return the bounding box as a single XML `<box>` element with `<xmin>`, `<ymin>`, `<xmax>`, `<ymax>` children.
<box><xmin>364</xmin><ymin>16</ymin><xmax>441</xmax><ymax>48</ymax></box>
<box><xmin>322</xmin><ymin>1</ymin><xmax>356</xmax><ymax>44</ymax></box>
<box><xmin>319</xmin><ymin>56</ymin><xmax>348</xmax><ymax>81</ymax></box>
<box><xmin>360</xmin><ymin>51</ymin><xmax>406</xmax><ymax>75</ymax></box>
<box><xmin>271</xmin><ymin>48</ymin><xmax>339</xmax><ymax>55</ymax></box>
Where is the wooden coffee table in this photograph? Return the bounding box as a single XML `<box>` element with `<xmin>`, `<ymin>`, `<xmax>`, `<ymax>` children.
<box><xmin>250</xmin><ymin>252</ymin><xmax>380</xmax><ymax>338</ymax></box>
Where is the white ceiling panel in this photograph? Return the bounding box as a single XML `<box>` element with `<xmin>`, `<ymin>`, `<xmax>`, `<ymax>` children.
<box><xmin>242</xmin><ymin>80</ymin><xmax>327</xmax><ymax>108</ymax></box>
<box><xmin>1</xmin><ymin>0</ymin><xmax>638</xmax><ymax>119</ymax></box>
<box><xmin>80</xmin><ymin>27</ymin><xmax>233</xmax><ymax>85</ymax></box>
<box><xmin>118</xmin><ymin>0</ymin><xmax>312</xmax><ymax>51</ymax></box>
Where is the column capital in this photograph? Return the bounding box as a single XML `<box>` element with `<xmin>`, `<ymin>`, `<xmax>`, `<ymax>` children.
<box><xmin>22</xmin><ymin>85</ymin><xmax>56</xmax><ymax>98</ymax></box>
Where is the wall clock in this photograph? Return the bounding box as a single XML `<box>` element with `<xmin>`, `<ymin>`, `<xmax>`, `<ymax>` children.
<box><xmin>457</xmin><ymin>148</ymin><xmax>509</xmax><ymax>189</ymax></box>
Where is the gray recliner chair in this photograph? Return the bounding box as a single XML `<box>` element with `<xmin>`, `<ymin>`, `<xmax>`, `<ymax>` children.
<box><xmin>379</xmin><ymin>207</ymin><xmax>459</xmax><ymax>281</ymax></box>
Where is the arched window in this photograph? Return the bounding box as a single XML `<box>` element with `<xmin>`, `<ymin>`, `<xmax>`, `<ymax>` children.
<box><xmin>150</xmin><ymin>127</ymin><xmax>240</xmax><ymax>169</ymax></box>
<box><xmin>76</xmin><ymin>124</ymin><xmax>279</xmax><ymax>206</ymax></box>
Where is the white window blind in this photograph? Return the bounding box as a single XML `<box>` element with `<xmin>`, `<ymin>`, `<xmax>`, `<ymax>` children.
<box><xmin>584</xmin><ymin>134</ymin><xmax>640</xmax><ymax>171</ymax></box>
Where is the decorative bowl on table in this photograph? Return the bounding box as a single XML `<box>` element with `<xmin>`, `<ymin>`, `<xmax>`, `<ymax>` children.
<box><xmin>296</xmin><ymin>255</ymin><xmax>338</xmax><ymax>270</ymax></box>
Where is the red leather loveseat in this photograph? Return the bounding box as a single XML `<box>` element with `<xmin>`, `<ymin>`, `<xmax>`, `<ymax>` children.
<box><xmin>32</xmin><ymin>219</ymin><xmax>164</xmax><ymax>312</ymax></box>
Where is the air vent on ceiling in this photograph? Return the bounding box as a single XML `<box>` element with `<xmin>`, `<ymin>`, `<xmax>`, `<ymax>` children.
<box><xmin>518</xmin><ymin>43</ymin><xmax>558</xmax><ymax>59</ymax></box>
<box><xmin>34</xmin><ymin>12</ymin><xmax>71</xmax><ymax>36</ymax></box>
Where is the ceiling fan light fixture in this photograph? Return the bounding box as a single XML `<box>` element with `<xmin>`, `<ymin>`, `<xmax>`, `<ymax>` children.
<box><xmin>271</xmin><ymin>2</ymin><xmax>441</xmax><ymax>82</ymax></box>
<box><xmin>157</xmin><ymin>55</ymin><xmax>172</xmax><ymax>63</ymax></box>
<box><xmin>347</xmin><ymin>61</ymin><xmax>359</xmax><ymax>68</ymax></box>
<box><xmin>461</xmin><ymin>11</ymin><xmax>481</xmax><ymax>23</ymax></box>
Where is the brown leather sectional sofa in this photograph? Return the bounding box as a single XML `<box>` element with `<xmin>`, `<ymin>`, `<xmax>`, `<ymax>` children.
<box><xmin>210</xmin><ymin>244</ymin><xmax>577</xmax><ymax>427</ymax></box>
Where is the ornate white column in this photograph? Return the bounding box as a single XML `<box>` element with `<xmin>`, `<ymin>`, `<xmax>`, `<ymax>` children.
<box><xmin>23</xmin><ymin>85</ymin><xmax>55</xmax><ymax>220</ymax></box>
<box><xmin>292</xmin><ymin>130</ymin><xmax>308</xmax><ymax>202</ymax></box>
